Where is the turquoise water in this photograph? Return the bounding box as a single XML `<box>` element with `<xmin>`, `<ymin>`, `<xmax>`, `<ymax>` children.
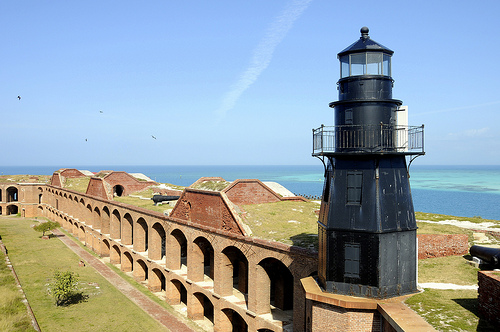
<box><xmin>1</xmin><ymin>165</ymin><xmax>499</xmax><ymax>220</ymax></box>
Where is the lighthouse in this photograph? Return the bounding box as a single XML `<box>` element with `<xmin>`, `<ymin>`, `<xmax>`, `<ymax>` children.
<box><xmin>313</xmin><ymin>27</ymin><xmax>424</xmax><ymax>298</ymax></box>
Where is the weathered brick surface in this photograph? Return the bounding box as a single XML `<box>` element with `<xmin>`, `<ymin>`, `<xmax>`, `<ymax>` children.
<box><xmin>170</xmin><ymin>188</ymin><xmax>247</xmax><ymax>236</ymax></box>
<box><xmin>86</xmin><ymin>178</ymin><xmax>111</xmax><ymax>200</ymax></box>
<box><xmin>103</xmin><ymin>172</ymin><xmax>157</xmax><ymax>196</ymax></box>
<box><xmin>478</xmin><ymin>271</ymin><xmax>500</xmax><ymax>326</ymax></box>
<box><xmin>50</xmin><ymin>173</ymin><xmax>62</xmax><ymax>187</ymax></box>
<box><xmin>417</xmin><ymin>234</ymin><xmax>469</xmax><ymax>259</ymax></box>
<box><xmin>311</xmin><ymin>302</ymin><xmax>381</xmax><ymax>332</ymax></box>
<box><xmin>223</xmin><ymin>179</ymin><xmax>282</xmax><ymax>206</ymax></box>
<box><xmin>59</xmin><ymin>168</ymin><xmax>86</xmax><ymax>178</ymax></box>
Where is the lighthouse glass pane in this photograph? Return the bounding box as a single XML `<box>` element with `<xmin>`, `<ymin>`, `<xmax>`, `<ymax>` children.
<box><xmin>350</xmin><ymin>53</ymin><xmax>365</xmax><ymax>76</ymax></box>
<box><xmin>366</xmin><ymin>53</ymin><xmax>383</xmax><ymax>75</ymax></box>
<box><xmin>340</xmin><ymin>55</ymin><xmax>349</xmax><ymax>78</ymax></box>
<box><xmin>383</xmin><ymin>54</ymin><xmax>391</xmax><ymax>76</ymax></box>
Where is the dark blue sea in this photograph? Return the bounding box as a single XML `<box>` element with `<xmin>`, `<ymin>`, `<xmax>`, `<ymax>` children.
<box><xmin>1</xmin><ymin>165</ymin><xmax>499</xmax><ymax>220</ymax></box>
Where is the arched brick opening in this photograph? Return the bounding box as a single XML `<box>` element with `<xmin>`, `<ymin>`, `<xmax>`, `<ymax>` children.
<box><xmin>101</xmin><ymin>239</ymin><xmax>111</xmax><ymax>257</ymax></box>
<box><xmin>93</xmin><ymin>206</ymin><xmax>101</xmax><ymax>230</ymax></box>
<box><xmin>167</xmin><ymin>279</ymin><xmax>187</xmax><ymax>306</ymax></box>
<box><xmin>85</xmin><ymin>204</ymin><xmax>93</xmax><ymax>226</ymax></box>
<box><xmin>6</xmin><ymin>186</ymin><xmax>18</xmax><ymax>202</ymax></box>
<box><xmin>257</xmin><ymin>329</ymin><xmax>274</xmax><ymax>332</ymax></box>
<box><xmin>192</xmin><ymin>236</ymin><xmax>214</xmax><ymax>283</ymax></box>
<box><xmin>256</xmin><ymin>257</ymin><xmax>294</xmax><ymax>315</ymax></box>
<box><xmin>110</xmin><ymin>209</ymin><xmax>121</xmax><ymax>240</ymax></box>
<box><xmin>192</xmin><ymin>292</ymin><xmax>214</xmax><ymax>324</ymax></box>
<box><xmin>150</xmin><ymin>222</ymin><xmax>166</xmax><ymax>261</ymax></box>
<box><xmin>122</xmin><ymin>213</ymin><xmax>133</xmax><ymax>246</ymax></box>
<box><xmin>134</xmin><ymin>217</ymin><xmax>148</xmax><ymax>252</ymax></box>
<box><xmin>122</xmin><ymin>251</ymin><xmax>133</xmax><ymax>272</ymax></box>
<box><xmin>134</xmin><ymin>259</ymin><xmax>148</xmax><ymax>282</ymax></box>
<box><xmin>113</xmin><ymin>184</ymin><xmax>124</xmax><ymax>197</ymax></box>
<box><xmin>221</xmin><ymin>246</ymin><xmax>248</xmax><ymax>298</ymax></box>
<box><xmin>37</xmin><ymin>205</ymin><xmax>43</xmax><ymax>217</ymax></box>
<box><xmin>79</xmin><ymin>198</ymin><xmax>85</xmax><ymax>220</ymax></box>
<box><xmin>101</xmin><ymin>206</ymin><xmax>110</xmax><ymax>234</ymax></box>
<box><xmin>150</xmin><ymin>268</ymin><xmax>166</xmax><ymax>292</ymax></box>
<box><xmin>38</xmin><ymin>187</ymin><xmax>43</xmax><ymax>204</ymax></box>
<box><xmin>168</xmin><ymin>229</ymin><xmax>187</xmax><ymax>271</ymax></box>
<box><xmin>221</xmin><ymin>308</ymin><xmax>248</xmax><ymax>332</ymax></box>
<box><xmin>111</xmin><ymin>245</ymin><xmax>121</xmax><ymax>265</ymax></box>
<box><xmin>78</xmin><ymin>226</ymin><xmax>85</xmax><ymax>242</ymax></box>
<box><xmin>6</xmin><ymin>204</ymin><xmax>18</xmax><ymax>215</ymax></box>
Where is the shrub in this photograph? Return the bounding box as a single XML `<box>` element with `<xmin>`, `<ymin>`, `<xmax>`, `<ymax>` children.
<box><xmin>50</xmin><ymin>271</ymin><xmax>80</xmax><ymax>306</ymax></box>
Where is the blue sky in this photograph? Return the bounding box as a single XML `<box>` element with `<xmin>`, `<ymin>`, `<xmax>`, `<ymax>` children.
<box><xmin>2</xmin><ymin>0</ymin><xmax>500</xmax><ymax>166</ymax></box>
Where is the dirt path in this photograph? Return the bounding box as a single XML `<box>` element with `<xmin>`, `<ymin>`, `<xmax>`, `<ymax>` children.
<box><xmin>52</xmin><ymin>229</ymin><xmax>195</xmax><ymax>332</ymax></box>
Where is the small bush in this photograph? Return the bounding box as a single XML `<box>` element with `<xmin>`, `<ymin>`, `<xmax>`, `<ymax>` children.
<box><xmin>50</xmin><ymin>271</ymin><xmax>82</xmax><ymax>306</ymax></box>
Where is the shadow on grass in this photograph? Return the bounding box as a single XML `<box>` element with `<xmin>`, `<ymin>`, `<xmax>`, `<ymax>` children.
<box><xmin>453</xmin><ymin>298</ymin><xmax>498</xmax><ymax>331</ymax></box>
<box><xmin>57</xmin><ymin>292</ymin><xmax>89</xmax><ymax>307</ymax></box>
<box><xmin>290</xmin><ymin>233</ymin><xmax>318</xmax><ymax>251</ymax></box>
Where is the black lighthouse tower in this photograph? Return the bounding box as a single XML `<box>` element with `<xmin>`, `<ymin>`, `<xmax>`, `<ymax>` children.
<box><xmin>313</xmin><ymin>27</ymin><xmax>424</xmax><ymax>298</ymax></box>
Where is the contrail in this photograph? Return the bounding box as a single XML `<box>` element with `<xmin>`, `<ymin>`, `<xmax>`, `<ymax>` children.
<box><xmin>215</xmin><ymin>0</ymin><xmax>313</xmax><ymax>119</ymax></box>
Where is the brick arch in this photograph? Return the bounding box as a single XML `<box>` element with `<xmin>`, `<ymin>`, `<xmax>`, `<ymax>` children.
<box><xmin>191</xmin><ymin>292</ymin><xmax>214</xmax><ymax>324</ymax></box>
<box><xmin>167</xmin><ymin>278</ymin><xmax>187</xmax><ymax>306</ymax></box>
<box><xmin>110</xmin><ymin>209</ymin><xmax>121</xmax><ymax>240</ymax></box>
<box><xmin>191</xmin><ymin>236</ymin><xmax>214</xmax><ymax>283</ymax></box>
<box><xmin>122</xmin><ymin>213</ymin><xmax>133</xmax><ymax>246</ymax></box>
<box><xmin>110</xmin><ymin>245</ymin><xmax>121</xmax><ymax>265</ymax></box>
<box><xmin>220</xmin><ymin>308</ymin><xmax>248</xmax><ymax>332</ymax></box>
<box><xmin>93</xmin><ymin>206</ymin><xmax>101</xmax><ymax>230</ymax></box>
<box><xmin>122</xmin><ymin>251</ymin><xmax>133</xmax><ymax>272</ymax></box>
<box><xmin>134</xmin><ymin>259</ymin><xmax>148</xmax><ymax>282</ymax></box>
<box><xmin>134</xmin><ymin>217</ymin><xmax>148</xmax><ymax>252</ymax></box>
<box><xmin>149</xmin><ymin>268</ymin><xmax>166</xmax><ymax>292</ymax></box>
<box><xmin>256</xmin><ymin>257</ymin><xmax>294</xmax><ymax>314</ymax></box>
<box><xmin>220</xmin><ymin>246</ymin><xmax>248</xmax><ymax>300</ymax></box>
<box><xmin>167</xmin><ymin>228</ymin><xmax>187</xmax><ymax>271</ymax></box>
<box><xmin>150</xmin><ymin>222</ymin><xmax>166</xmax><ymax>261</ymax></box>
<box><xmin>78</xmin><ymin>225</ymin><xmax>85</xmax><ymax>242</ymax></box>
<box><xmin>101</xmin><ymin>239</ymin><xmax>111</xmax><ymax>257</ymax></box>
<box><xmin>86</xmin><ymin>204</ymin><xmax>93</xmax><ymax>226</ymax></box>
<box><xmin>101</xmin><ymin>206</ymin><xmax>110</xmax><ymax>234</ymax></box>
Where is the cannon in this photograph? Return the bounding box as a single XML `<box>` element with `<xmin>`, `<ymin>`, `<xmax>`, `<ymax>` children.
<box><xmin>470</xmin><ymin>245</ymin><xmax>500</xmax><ymax>268</ymax></box>
<box><xmin>151</xmin><ymin>195</ymin><xmax>180</xmax><ymax>204</ymax></box>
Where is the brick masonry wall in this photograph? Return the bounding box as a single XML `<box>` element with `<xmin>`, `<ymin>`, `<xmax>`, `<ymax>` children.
<box><xmin>311</xmin><ymin>301</ymin><xmax>381</xmax><ymax>332</ymax></box>
<box><xmin>103</xmin><ymin>172</ymin><xmax>157</xmax><ymax>196</ymax></box>
<box><xmin>417</xmin><ymin>234</ymin><xmax>469</xmax><ymax>259</ymax></box>
<box><xmin>59</xmin><ymin>169</ymin><xmax>85</xmax><ymax>178</ymax></box>
<box><xmin>224</xmin><ymin>180</ymin><xmax>281</xmax><ymax>206</ymax></box>
<box><xmin>86</xmin><ymin>178</ymin><xmax>110</xmax><ymax>200</ymax></box>
<box><xmin>478</xmin><ymin>271</ymin><xmax>500</xmax><ymax>326</ymax></box>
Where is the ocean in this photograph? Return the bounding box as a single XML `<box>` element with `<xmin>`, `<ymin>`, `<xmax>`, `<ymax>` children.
<box><xmin>1</xmin><ymin>164</ymin><xmax>499</xmax><ymax>220</ymax></box>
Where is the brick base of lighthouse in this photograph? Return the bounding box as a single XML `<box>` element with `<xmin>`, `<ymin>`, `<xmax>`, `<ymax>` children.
<box><xmin>301</xmin><ymin>277</ymin><xmax>436</xmax><ymax>332</ymax></box>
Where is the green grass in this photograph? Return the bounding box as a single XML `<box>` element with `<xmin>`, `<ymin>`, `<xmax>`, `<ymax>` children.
<box><xmin>241</xmin><ymin>200</ymin><xmax>320</xmax><ymax>249</ymax></box>
<box><xmin>406</xmin><ymin>289</ymin><xmax>497</xmax><ymax>331</ymax></box>
<box><xmin>0</xmin><ymin>174</ymin><xmax>50</xmax><ymax>183</ymax></box>
<box><xmin>0</xmin><ymin>217</ymin><xmax>168</xmax><ymax>332</ymax></box>
<box><xmin>114</xmin><ymin>195</ymin><xmax>172</xmax><ymax>214</ymax></box>
<box><xmin>0</xmin><ymin>248</ymin><xmax>35</xmax><ymax>331</ymax></box>
<box><xmin>417</xmin><ymin>255</ymin><xmax>479</xmax><ymax>285</ymax></box>
<box><xmin>64</xmin><ymin>177</ymin><xmax>90</xmax><ymax>193</ymax></box>
<box><xmin>190</xmin><ymin>180</ymin><xmax>230</xmax><ymax>191</ymax></box>
<box><xmin>416</xmin><ymin>211</ymin><xmax>500</xmax><ymax>225</ymax></box>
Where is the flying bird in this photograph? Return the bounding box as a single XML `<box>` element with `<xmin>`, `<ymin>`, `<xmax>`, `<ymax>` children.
<box><xmin>17</xmin><ymin>96</ymin><xmax>21</xmax><ymax>100</ymax></box>
<box><xmin>151</xmin><ymin>135</ymin><xmax>157</xmax><ymax>140</ymax></box>
<box><xmin>85</xmin><ymin>139</ymin><xmax>88</xmax><ymax>142</ymax></box>
<box><xmin>99</xmin><ymin>110</ymin><xmax>103</xmax><ymax>113</ymax></box>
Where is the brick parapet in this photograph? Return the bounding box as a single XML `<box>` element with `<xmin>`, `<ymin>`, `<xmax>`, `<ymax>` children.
<box><xmin>478</xmin><ymin>271</ymin><xmax>500</xmax><ymax>327</ymax></box>
<box><xmin>417</xmin><ymin>234</ymin><xmax>469</xmax><ymax>259</ymax></box>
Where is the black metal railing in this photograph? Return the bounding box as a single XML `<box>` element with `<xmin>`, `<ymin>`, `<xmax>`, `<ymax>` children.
<box><xmin>312</xmin><ymin>124</ymin><xmax>424</xmax><ymax>155</ymax></box>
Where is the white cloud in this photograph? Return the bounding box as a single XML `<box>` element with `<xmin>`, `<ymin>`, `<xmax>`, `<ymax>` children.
<box><xmin>445</xmin><ymin>127</ymin><xmax>490</xmax><ymax>140</ymax></box>
<box><xmin>215</xmin><ymin>0</ymin><xmax>313</xmax><ymax>119</ymax></box>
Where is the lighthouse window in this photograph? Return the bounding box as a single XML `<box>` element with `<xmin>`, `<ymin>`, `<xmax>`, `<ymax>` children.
<box><xmin>366</xmin><ymin>53</ymin><xmax>383</xmax><ymax>75</ymax></box>
<box><xmin>347</xmin><ymin>171</ymin><xmax>363</xmax><ymax>204</ymax></box>
<box><xmin>350</xmin><ymin>53</ymin><xmax>365</xmax><ymax>76</ymax></box>
<box><xmin>383</xmin><ymin>54</ymin><xmax>391</xmax><ymax>76</ymax></box>
<box><xmin>344</xmin><ymin>243</ymin><xmax>360</xmax><ymax>278</ymax></box>
<box><xmin>340</xmin><ymin>55</ymin><xmax>349</xmax><ymax>78</ymax></box>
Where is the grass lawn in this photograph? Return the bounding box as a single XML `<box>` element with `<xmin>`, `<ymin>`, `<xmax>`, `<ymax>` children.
<box><xmin>0</xmin><ymin>247</ymin><xmax>35</xmax><ymax>331</ymax></box>
<box><xmin>0</xmin><ymin>217</ymin><xmax>168</xmax><ymax>332</ymax></box>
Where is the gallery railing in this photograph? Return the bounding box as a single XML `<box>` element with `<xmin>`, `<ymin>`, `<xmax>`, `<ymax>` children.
<box><xmin>312</xmin><ymin>124</ymin><xmax>424</xmax><ymax>156</ymax></box>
